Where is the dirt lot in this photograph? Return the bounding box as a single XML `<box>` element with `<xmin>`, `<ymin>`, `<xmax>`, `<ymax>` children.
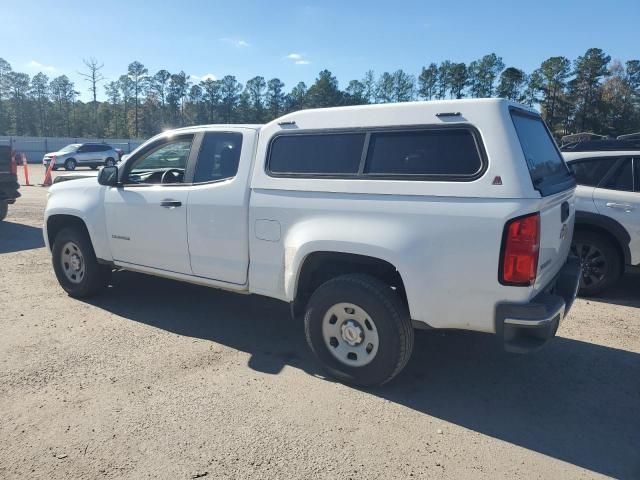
<box><xmin>1</xmin><ymin>166</ymin><xmax>639</xmax><ymax>479</ymax></box>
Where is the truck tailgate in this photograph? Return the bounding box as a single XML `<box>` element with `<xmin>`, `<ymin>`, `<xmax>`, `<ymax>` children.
<box><xmin>535</xmin><ymin>188</ymin><xmax>576</xmax><ymax>293</ymax></box>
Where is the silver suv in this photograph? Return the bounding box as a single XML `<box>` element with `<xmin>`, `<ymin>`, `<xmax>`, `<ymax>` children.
<box><xmin>43</xmin><ymin>143</ymin><xmax>119</xmax><ymax>171</ymax></box>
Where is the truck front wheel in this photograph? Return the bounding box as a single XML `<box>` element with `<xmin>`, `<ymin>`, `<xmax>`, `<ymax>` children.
<box><xmin>52</xmin><ymin>227</ymin><xmax>110</xmax><ymax>298</ymax></box>
<box><xmin>304</xmin><ymin>274</ymin><xmax>414</xmax><ymax>386</ymax></box>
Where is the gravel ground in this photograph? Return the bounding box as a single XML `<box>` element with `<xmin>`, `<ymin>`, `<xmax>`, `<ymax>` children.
<box><xmin>1</xmin><ymin>166</ymin><xmax>639</xmax><ymax>479</ymax></box>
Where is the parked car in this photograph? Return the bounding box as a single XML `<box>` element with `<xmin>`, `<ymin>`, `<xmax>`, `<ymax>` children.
<box><xmin>0</xmin><ymin>145</ymin><xmax>20</xmax><ymax>221</ymax></box>
<box><xmin>43</xmin><ymin>99</ymin><xmax>580</xmax><ymax>386</ymax></box>
<box><xmin>561</xmin><ymin>138</ymin><xmax>640</xmax><ymax>152</ymax></box>
<box><xmin>43</xmin><ymin>143</ymin><xmax>119</xmax><ymax>171</ymax></box>
<box><xmin>564</xmin><ymin>150</ymin><xmax>639</xmax><ymax>295</ymax></box>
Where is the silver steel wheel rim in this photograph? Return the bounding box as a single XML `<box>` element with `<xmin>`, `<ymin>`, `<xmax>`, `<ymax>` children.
<box><xmin>60</xmin><ymin>241</ymin><xmax>85</xmax><ymax>284</ymax></box>
<box><xmin>322</xmin><ymin>302</ymin><xmax>379</xmax><ymax>367</ymax></box>
<box><xmin>571</xmin><ymin>242</ymin><xmax>607</xmax><ymax>288</ymax></box>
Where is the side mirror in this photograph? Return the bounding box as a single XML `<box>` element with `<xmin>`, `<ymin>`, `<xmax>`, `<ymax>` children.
<box><xmin>98</xmin><ymin>165</ymin><xmax>119</xmax><ymax>186</ymax></box>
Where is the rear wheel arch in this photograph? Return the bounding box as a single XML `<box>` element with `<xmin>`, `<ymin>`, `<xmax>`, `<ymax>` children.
<box><xmin>291</xmin><ymin>251</ymin><xmax>409</xmax><ymax>319</ymax></box>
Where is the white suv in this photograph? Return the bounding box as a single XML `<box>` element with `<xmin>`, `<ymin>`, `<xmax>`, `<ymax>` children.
<box><xmin>564</xmin><ymin>151</ymin><xmax>640</xmax><ymax>295</ymax></box>
<box><xmin>44</xmin><ymin>99</ymin><xmax>580</xmax><ymax>386</ymax></box>
<box><xmin>43</xmin><ymin>143</ymin><xmax>119</xmax><ymax>171</ymax></box>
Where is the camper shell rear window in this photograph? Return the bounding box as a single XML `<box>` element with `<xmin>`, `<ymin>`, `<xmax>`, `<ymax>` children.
<box><xmin>510</xmin><ymin>108</ymin><xmax>576</xmax><ymax>196</ymax></box>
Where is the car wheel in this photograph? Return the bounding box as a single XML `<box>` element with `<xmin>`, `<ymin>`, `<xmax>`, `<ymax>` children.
<box><xmin>304</xmin><ymin>274</ymin><xmax>414</xmax><ymax>387</ymax></box>
<box><xmin>571</xmin><ymin>231</ymin><xmax>622</xmax><ymax>296</ymax></box>
<box><xmin>64</xmin><ymin>158</ymin><xmax>77</xmax><ymax>171</ymax></box>
<box><xmin>0</xmin><ymin>201</ymin><xmax>7</xmax><ymax>221</ymax></box>
<box><xmin>90</xmin><ymin>165</ymin><xmax>98</xmax><ymax>170</ymax></box>
<box><xmin>52</xmin><ymin>227</ymin><xmax>111</xmax><ymax>298</ymax></box>
<box><xmin>105</xmin><ymin>157</ymin><xmax>115</xmax><ymax>167</ymax></box>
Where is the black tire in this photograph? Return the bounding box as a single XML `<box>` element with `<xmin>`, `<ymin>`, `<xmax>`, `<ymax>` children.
<box><xmin>90</xmin><ymin>165</ymin><xmax>98</xmax><ymax>170</ymax></box>
<box><xmin>64</xmin><ymin>158</ymin><xmax>77</xmax><ymax>171</ymax></box>
<box><xmin>0</xmin><ymin>201</ymin><xmax>7</xmax><ymax>221</ymax></box>
<box><xmin>571</xmin><ymin>230</ymin><xmax>622</xmax><ymax>296</ymax></box>
<box><xmin>304</xmin><ymin>274</ymin><xmax>414</xmax><ymax>387</ymax></box>
<box><xmin>104</xmin><ymin>157</ymin><xmax>115</xmax><ymax>167</ymax></box>
<box><xmin>51</xmin><ymin>227</ymin><xmax>110</xmax><ymax>298</ymax></box>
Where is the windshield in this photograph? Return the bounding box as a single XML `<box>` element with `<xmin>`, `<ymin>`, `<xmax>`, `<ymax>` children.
<box><xmin>58</xmin><ymin>144</ymin><xmax>81</xmax><ymax>153</ymax></box>
<box><xmin>510</xmin><ymin>109</ymin><xmax>575</xmax><ymax>196</ymax></box>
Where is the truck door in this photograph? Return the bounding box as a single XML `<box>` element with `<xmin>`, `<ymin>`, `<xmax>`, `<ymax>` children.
<box><xmin>104</xmin><ymin>134</ymin><xmax>195</xmax><ymax>274</ymax></box>
<box><xmin>186</xmin><ymin>130</ymin><xmax>254</xmax><ymax>285</ymax></box>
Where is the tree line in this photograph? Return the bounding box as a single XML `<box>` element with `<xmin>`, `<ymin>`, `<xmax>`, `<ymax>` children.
<box><xmin>0</xmin><ymin>48</ymin><xmax>638</xmax><ymax>140</ymax></box>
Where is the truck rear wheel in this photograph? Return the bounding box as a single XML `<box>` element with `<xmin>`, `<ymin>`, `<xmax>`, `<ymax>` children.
<box><xmin>304</xmin><ymin>274</ymin><xmax>414</xmax><ymax>386</ymax></box>
<box><xmin>52</xmin><ymin>227</ymin><xmax>110</xmax><ymax>298</ymax></box>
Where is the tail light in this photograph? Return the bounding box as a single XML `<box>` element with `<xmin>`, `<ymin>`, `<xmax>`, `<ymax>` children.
<box><xmin>500</xmin><ymin>212</ymin><xmax>540</xmax><ymax>286</ymax></box>
<box><xmin>10</xmin><ymin>154</ymin><xmax>17</xmax><ymax>175</ymax></box>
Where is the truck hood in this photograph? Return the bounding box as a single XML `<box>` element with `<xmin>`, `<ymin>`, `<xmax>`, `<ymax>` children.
<box><xmin>49</xmin><ymin>176</ymin><xmax>100</xmax><ymax>194</ymax></box>
<box><xmin>52</xmin><ymin>172</ymin><xmax>99</xmax><ymax>184</ymax></box>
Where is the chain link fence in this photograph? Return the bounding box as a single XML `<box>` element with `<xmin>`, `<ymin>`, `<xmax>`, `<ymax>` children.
<box><xmin>0</xmin><ymin>136</ymin><xmax>146</xmax><ymax>163</ymax></box>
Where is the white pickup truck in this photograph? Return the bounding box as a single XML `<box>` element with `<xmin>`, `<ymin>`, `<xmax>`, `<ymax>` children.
<box><xmin>44</xmin><ymin>99</ymin><xmax>581</xmax><ymax>386</ymax></box>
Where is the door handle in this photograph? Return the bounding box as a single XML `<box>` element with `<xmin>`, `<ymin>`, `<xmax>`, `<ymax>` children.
<box><xmin>605</xmin><ymin>202</ymin><xmax>633</xmax><ymax>212</ymax></box>
<box><xmin>160</xmin><ymin>199</ymin><xmax>182</xmax><ymax>208</ymax></box>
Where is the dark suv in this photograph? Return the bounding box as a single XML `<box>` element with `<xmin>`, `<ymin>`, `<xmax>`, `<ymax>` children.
<box><xmin>0</xmin><ymin>145</ymin><xmax>20</xmax><ymax>221</ymax></box>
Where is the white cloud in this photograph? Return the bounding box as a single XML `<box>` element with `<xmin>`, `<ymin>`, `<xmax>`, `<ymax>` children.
<box><xmin>220</xmin><ymin>37</ymin><xmax>250</xmax><ymax>48</ymax></box>
<box><xmin>192</xmin><ymin>73</ymin><xmax>217</xmax><ymax>82</ymax></box>
<box><xmin>286</xmin><ymin>53</ymin><xmax>311</xmax><ymax>65</ymax></box>
<box><xmin>26</xmin><ymin>60</ymin><xmax>56</xmax><ymax>72</ymax></box>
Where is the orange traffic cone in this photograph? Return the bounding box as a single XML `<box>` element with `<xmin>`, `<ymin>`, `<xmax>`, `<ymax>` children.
<box><xmin>42</xmin><ymin>155</ymin><xmax>56</xmax><ymax>186</ymax></box>
<box><xmin>21</xmin><ymin>153</ymin><xmax>31</xmax><ymax>186</ymax></box>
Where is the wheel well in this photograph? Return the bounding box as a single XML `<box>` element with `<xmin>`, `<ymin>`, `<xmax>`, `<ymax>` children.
<box><xmin>292</xmin><ymin>252</ymin><xmax>408</xmax><ymax>318</ymax></box>
<box><xmin>46</xmin><ymin>215</ymin><xmax>90</xmax><ymax>250</ymax></box>
<box><xmin>574</xmin><ymin>223</ymin><xmax>625</xmax><ymax>266</ymax></box>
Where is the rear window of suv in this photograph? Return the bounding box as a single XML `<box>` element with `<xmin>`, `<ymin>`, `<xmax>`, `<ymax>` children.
<box><xmin>510</xmin><ymin>109</ymin><xmax>575</xmax><ymax>196</ymax></box>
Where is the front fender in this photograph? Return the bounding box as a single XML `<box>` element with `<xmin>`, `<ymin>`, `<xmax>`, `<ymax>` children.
<box><xmin>44</xmin><ymin>179</ymin><xmax>112</xmax><ymax>261</ymax></box>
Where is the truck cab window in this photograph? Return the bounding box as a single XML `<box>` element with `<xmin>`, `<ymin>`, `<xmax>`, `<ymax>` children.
<box><xmin>193</xmin><ymin>132</ymin><xmax>243</xmax><ymax>183</ymax></box>
<box><xmin>126</xmin><ymin>137</ymin><xmax>193</xmax><ymax>185</ymax></box>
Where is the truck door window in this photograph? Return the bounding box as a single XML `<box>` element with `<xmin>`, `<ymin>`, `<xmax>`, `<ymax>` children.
<box><xmin>126</xmin><ymin>136</ymin><xmax>193</xmax><ymax>185</ymax></box>
<box><xmin>193</xmin><ymin>132</ymin><xmax>243</xmax><ymax>183</ymax></box>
